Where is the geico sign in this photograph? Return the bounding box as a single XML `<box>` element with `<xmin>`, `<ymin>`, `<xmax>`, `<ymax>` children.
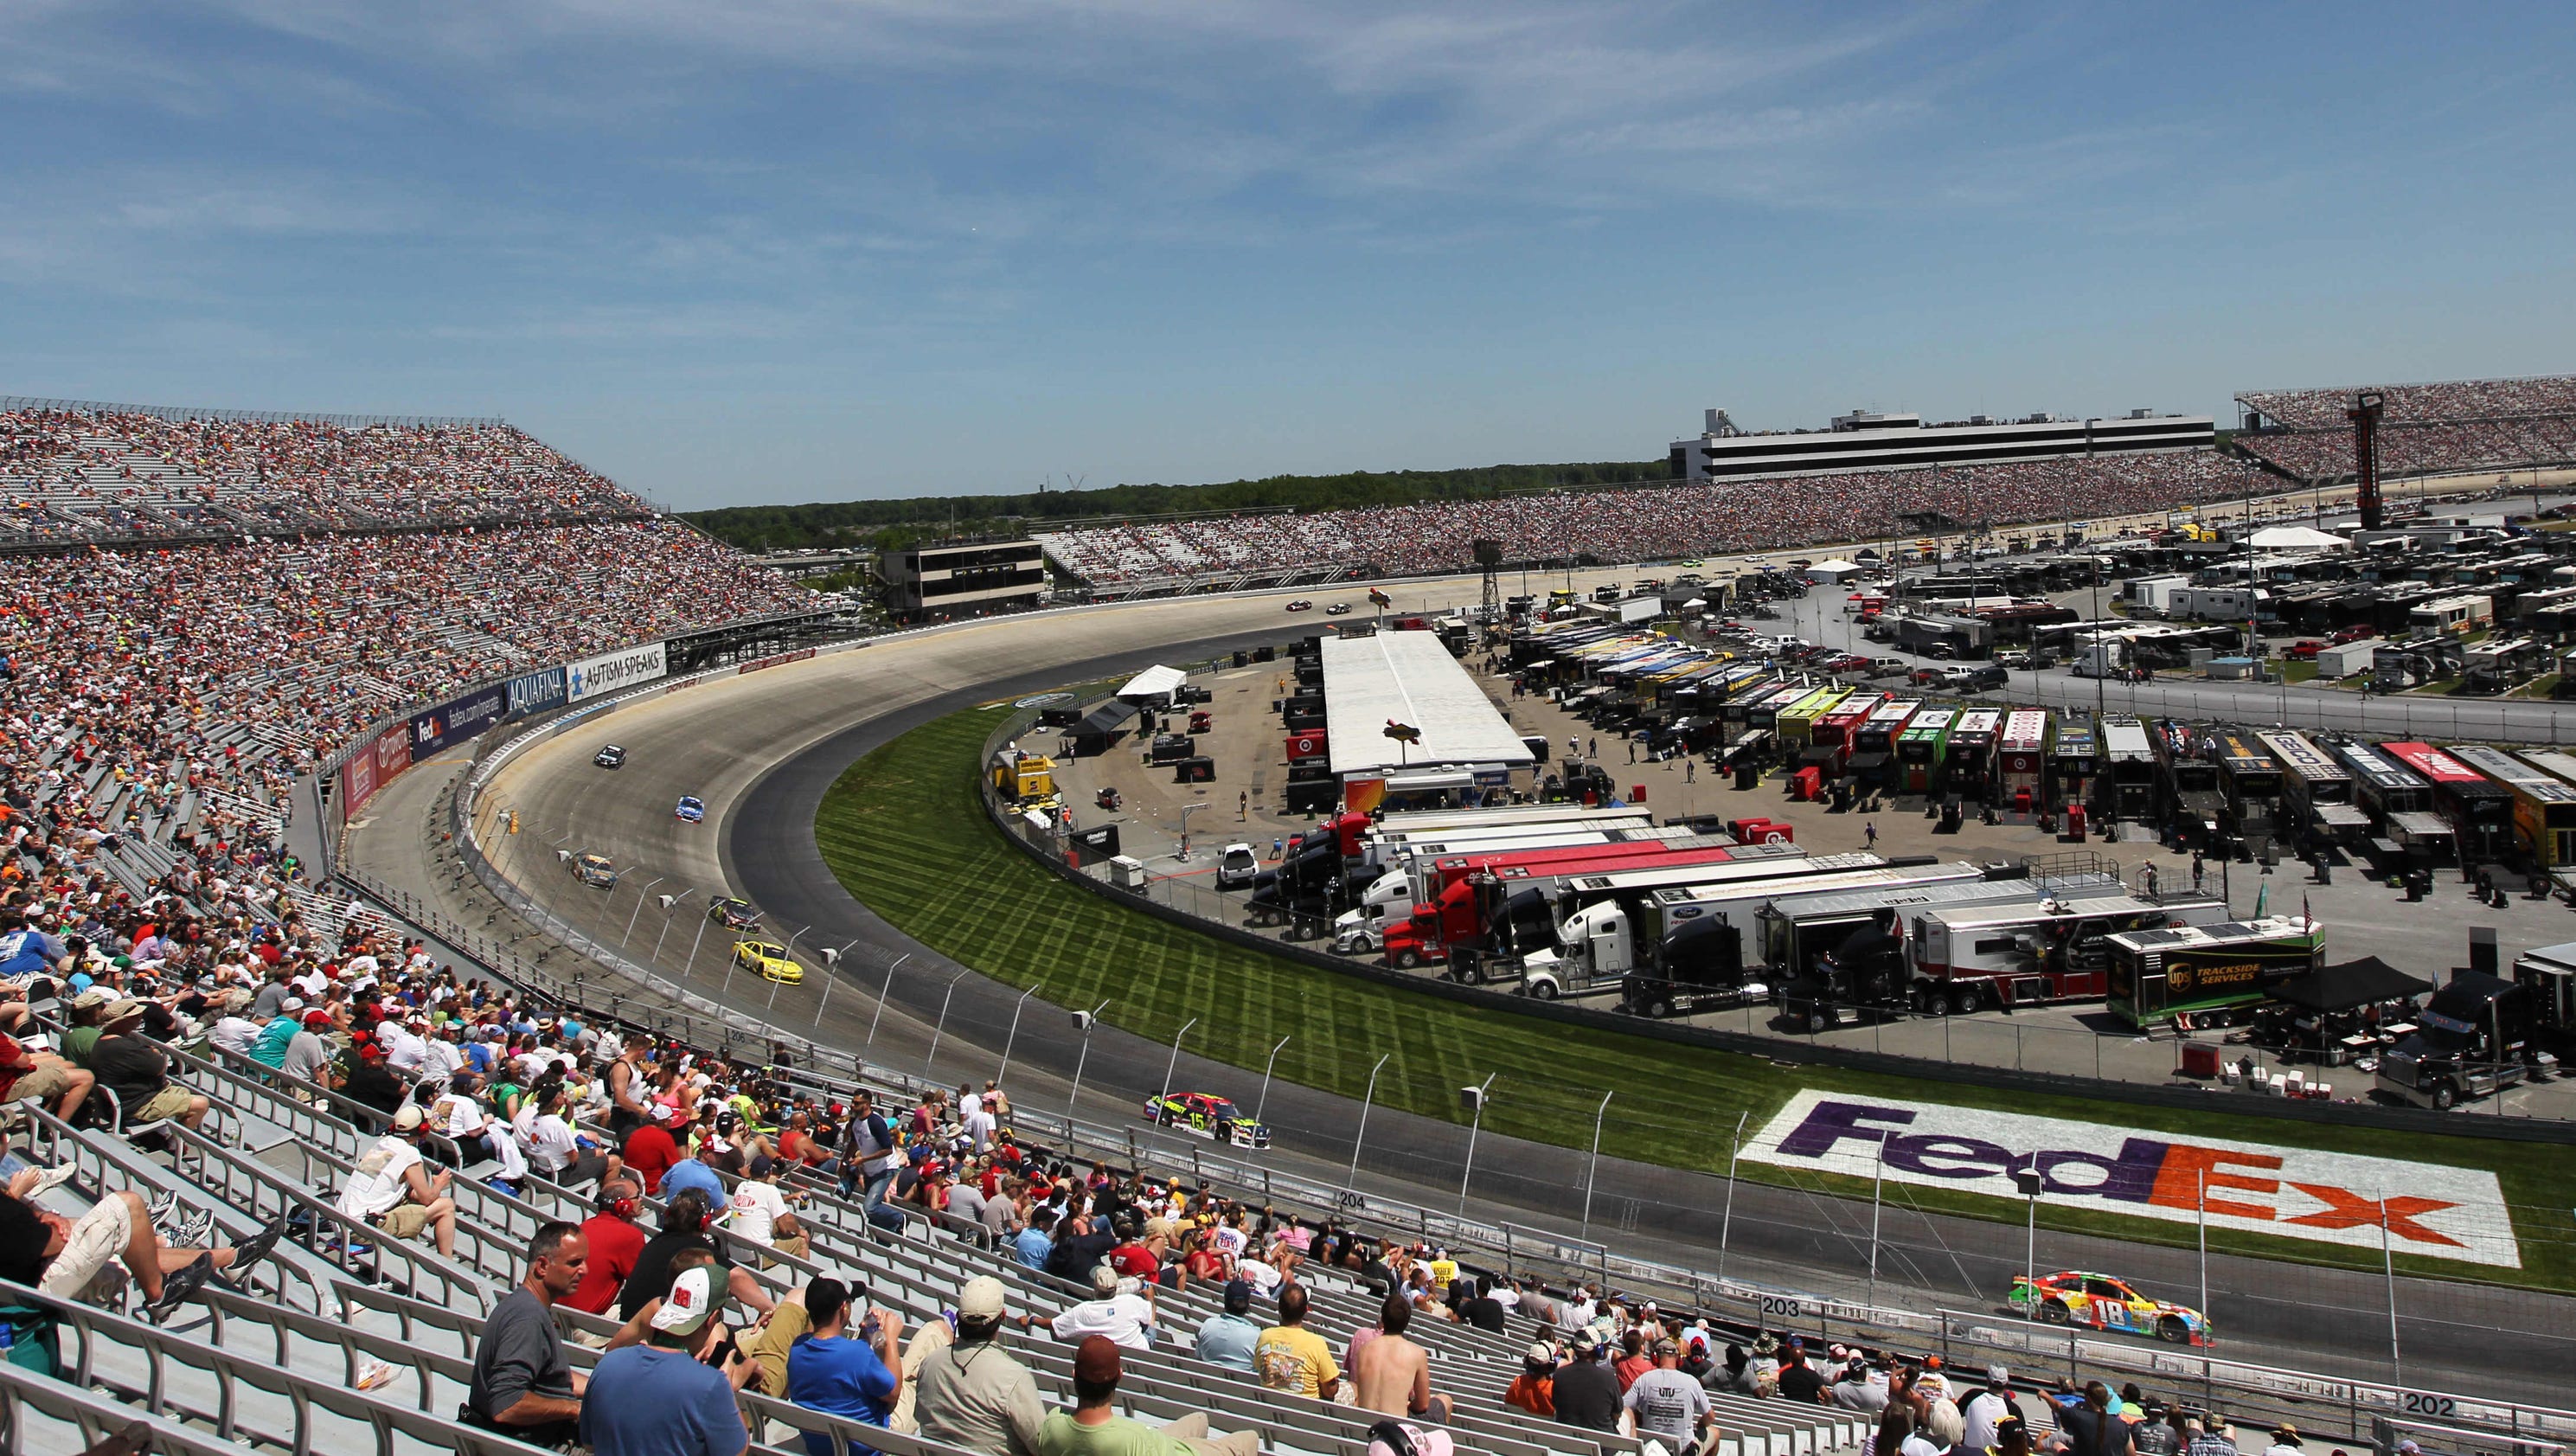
<box><xmin>567</xmin><ymin>643</ymin><xmax>669</xmax><ymax>702</ymax></box>
<box><xmin>1745</xmin><ymin>1090</ymin><xmax>2517</xmax><ymax>1267</ymax></box>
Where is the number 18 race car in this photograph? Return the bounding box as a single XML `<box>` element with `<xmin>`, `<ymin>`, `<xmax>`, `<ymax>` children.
<box><xmin>2008</xmin><ymin>1270</ymin><xmax>2211</xmax><ymax>1345</ymax></box>
<box><xmin>1143</xmin><ymin>1091</ymin><xmax>1271</xmax><ymax>1149</ymax></box>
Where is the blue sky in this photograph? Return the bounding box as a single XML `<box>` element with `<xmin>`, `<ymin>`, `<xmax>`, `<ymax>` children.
<box><xmin>6</xmin><ymin>2</ymin><xmax>2574</xmax><ymax>510</ymax></box>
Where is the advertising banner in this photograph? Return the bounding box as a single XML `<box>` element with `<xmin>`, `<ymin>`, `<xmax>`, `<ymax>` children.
<box><xmin>413</xmin><ymin>683</ymin><xmax>507</xmax><ymax>757</ymax></box>
<box><xmin>1741</xmin><ymin>1089</ymin><xmax>2517</xmax><ymax>1267</ymax></box>
<box><xmin>1285</xmin><ymin>730</ymin><xmax>1329</xmax><ymax>762</ymax></box>
<box><xmin>343</xmin><ymin>722</ymin><xmax>414</xmax><ymax>815</ymax></box>
<box><xmin>342</xmin><ymin>745</ymin><xmax>376</xmax><ymax>813</ymax></box>
<box><xmin>505</xmin><ymin>665</ymin><xmax>567</xmax><ymax>720</ymax></box>
<box><xmin>567</xmin><ymin>642</ymin><xmax>668</xmax><ymax>703</ymax></box>
<box><xmin>736</xmin><ymin>647</ymin><xmax>817</xmax><ymax>677</ymax></box>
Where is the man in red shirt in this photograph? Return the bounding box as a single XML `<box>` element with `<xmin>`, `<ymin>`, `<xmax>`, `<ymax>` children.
<box><xmin>619</xmin><ymin>1108</ymin><xmax>680</xmax><ymax>1196</ymax></box>
<box><xmin>0</xmin><ymin>1032</ymin><xmax>93</xmax><ymax>1125</ymax></box>
<box><xmin>1106</xmin><ymin>1218</ymin><xmax>1160</xmax><ymax>1284</ymax></box>
<box><xmin>565</xmin><ymin>1177</ymin><xmax>646</xmax><ymax>1316</ymax></box>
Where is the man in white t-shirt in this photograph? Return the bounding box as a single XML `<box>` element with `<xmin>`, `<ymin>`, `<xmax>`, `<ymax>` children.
<box><xmin>960</xmin><ymin>1100</ymin><xmax>996</xmax><ymax>1152</ymax></box>
<box><xmin>1048</xmin><ymin>1264</ymin><xmax>1158</xmax><ymax>1349</ymax></box>
<box><xmin>725</xmin><ymin>1155</ymin><xmax>809</xmax><ymax>1264</ymax></box>
<box><xmin>377</xmin><ymin>1018</ymin><xmax>431</xmax><ymax>1077</ymax></box>
<box><xmin>1961</xmin><ymin>1366</ymin><xmax>2022</xmax><ymax>1454</ymax></box>
<box><xmin>335</xmin><ymin>1105</ymin><xmax>459</xmax><ymax>1255</ymax></box>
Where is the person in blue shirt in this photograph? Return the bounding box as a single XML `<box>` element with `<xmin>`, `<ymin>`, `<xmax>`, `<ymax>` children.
<box><xmin>659</xmin><ymin>1153</ymin><xmax>729</xmax><ymax>1209</ymax></box>
<box><xmin>581</xmin><ymin>1265</ymin><xmax>753</xmax><ymax>1456</ymax></box>
<box><xmin>247</xmin><ymin>1003</ymin><xmax>304</xmax><ymax>1070</ymax></box>
<box><xmin>1013</xmin><ymin>1207</ymin><xmax>1056</xmax><ymax>1272</ymax></box>
<box><xmin>785</xmin><ymin>1277</ymin><xmax>902</xmax><ymax>1456</ymax></box>
<box><xmin>1193</xmin><ymin>1278</ymin><xmax>1264</xmax><ymax>1373</ymax></box>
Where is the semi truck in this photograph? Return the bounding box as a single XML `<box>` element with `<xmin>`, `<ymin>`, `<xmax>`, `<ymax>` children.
<box><xmin>2098</xmin><ymin>715</ymin><xmax>2158</xmax><ymax>824</ymax></box>
<box><xmin>1387</xmin><ymin>842</ymin><xmax>1822</xmax><ymax>977</ymax></box>
<box><xmin>2374</xmin><ymin>968</ymin><xmax>2536</xmax><ymax>1109</ymax></box>
<box><xmin>1333</xmin><ymin>830</ymin><xmax>1743</xmax><ymax>952</ymax></box>
<box><xmin>1910</xmin><ymin>885</ymin><xmax>2233</xmax><ymax>1016</ymax></box>
<box><xmin>1517</xmin><ymin>856</ymin><xmax>1964</xmax><ymax>1001</ymax></box>
<box><xmin>2152</xmin><ymin>719</ymin><xmax>2227</xmax><ymax>846</ymax></box>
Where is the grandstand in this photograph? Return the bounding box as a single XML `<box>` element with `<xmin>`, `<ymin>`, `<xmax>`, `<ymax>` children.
<box><xmin>1</xmin><ymin>397</ymin><xmax>650</xmax><ymax>547</ymax></box>
<box><xmin>2233</xmin><ymin>374</ymin><xmax>2576</xmax><ymax>484</ymax></box>
<box><xmin>1035</xmin><ymin>450</ymin><xmax>2269</xmax><ymax>595</ymax></box>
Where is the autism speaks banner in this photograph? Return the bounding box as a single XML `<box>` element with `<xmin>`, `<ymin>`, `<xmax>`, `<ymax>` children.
<box><xmin>1742</xmin><ymin>1090</ymin><xmax>2518</xmax><ymax>1268</ymax></box>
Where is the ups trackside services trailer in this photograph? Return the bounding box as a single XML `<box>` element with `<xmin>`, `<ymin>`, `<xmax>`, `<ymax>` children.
<box><xmin>2105</xmin><ymin>917</ymin><xmax>2326</xmax><ymax>1028</ymax></box>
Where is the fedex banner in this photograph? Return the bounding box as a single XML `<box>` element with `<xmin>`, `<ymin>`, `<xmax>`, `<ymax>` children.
<box><xmin>413</xmin><ymin>684</ymin><xmax>506</xmax><ymax>756</ymax></box>
<box><xmin>506</xmin><ymin>666</ymin><xmax>567</xmax><ymax>719</ymax></box>
<box><xmin>1745</xmin><ymin>1090</ymin><xmax>2517</xmax><ymax>1267</ymax></box>
<box><xmin>567</xmin><ymin>642</ymin><xmax>667</xmax><ymax>703</ymax></box>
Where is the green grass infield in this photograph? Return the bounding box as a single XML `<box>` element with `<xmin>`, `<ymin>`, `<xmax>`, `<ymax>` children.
<box><xmin>816</xmin><ymin>706</ymin><xmax>2576</xmax><ymax>1292</ymax></box>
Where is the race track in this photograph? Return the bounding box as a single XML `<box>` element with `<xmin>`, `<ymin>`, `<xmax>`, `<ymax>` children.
<box><xmin>397</xmin><ymin>568</ymin><xmax>2576</xmax><ymax>1397</ymax></box>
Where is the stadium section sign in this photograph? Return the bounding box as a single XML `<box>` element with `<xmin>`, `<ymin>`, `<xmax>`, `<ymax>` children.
<box><xmin>506</xmin><ymin>665</ymin><xmax>567</xmax><ymax>719</ymax></box>
<box><xmin>1743</xmin><ymin>1089</ymin><xmax>2517</xmax><ymax>1268</ymax></box>
<box><xmin>567</xmin><ymin>642</ymin><xmax>668</xmax><ymax>703</ymax></box>
<box><xmin>413</xmin><ymin>684</ymin><xmax>507</xmax><ymax>756</ymax></box>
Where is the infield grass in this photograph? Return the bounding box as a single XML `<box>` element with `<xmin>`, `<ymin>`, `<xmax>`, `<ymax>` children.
<box><xmin>817</xmin><ymin>707</ymin><xmax>2576</xmax><ymax>1292</ymax></box>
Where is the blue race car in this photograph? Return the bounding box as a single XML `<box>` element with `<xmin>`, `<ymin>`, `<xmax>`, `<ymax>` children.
<box><xmin>675</xmin><ymin>795</ymin><xmax>706</xmax><ymax>823</ymax></box>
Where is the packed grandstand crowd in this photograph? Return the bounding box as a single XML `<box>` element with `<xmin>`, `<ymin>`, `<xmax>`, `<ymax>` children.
<box><xmin>1036</xmin><ymin>450</ymin><xmax>2270</xmax><ymax>587</ymax></box>
<box><xmin>0</xmin><ymin>885</ymin><xmax>2303</xmax><ymax>1456</ymax></box>
<box><xmin>2</xmin><ymin>404</ymin><xmax>644</xmax><ymax>542</ymax></box>
<box><xmin>2231</xmin><ymin>374</ymin><xmax>2576</xmax><ymax>483</ymax></box>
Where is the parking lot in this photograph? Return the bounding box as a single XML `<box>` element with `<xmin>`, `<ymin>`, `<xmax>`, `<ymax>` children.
<box><xmin>1030</xmin><ymin>631</ymin><xmax>2576</xmax><ymax>1121</ymax></box>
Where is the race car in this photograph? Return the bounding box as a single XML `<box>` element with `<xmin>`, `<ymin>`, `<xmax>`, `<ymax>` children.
<box><xmin>675</xmin><ymin>795</ymin><xmax>706</xmax><ymax>823</ymax></box>
<box><xmin>1284</xmin><ymin>600</ymin><xmax>1313</xmax><ymax>613</ymax></box>
<box><xmin>1323</xmin><ymin>603</ymin><xmax>1351</xmax><ymax>616</ymax></box>
<box><xmin>708</xmin><ymin>895</ymin><xmax>761</xmax><ymax>928</ymax></box>
<box><xmin>731</xmin><ymin>940</ymin><xmax>804</xmax><ymax>985</ymax></box>
<box><xmin>2008</xmin><ymin>1270</ymin><xmax>2211</xmax><ymax>1345</ymax></box>
<box><xmin>1143</xmin><ymin>1090</ymin><xmax>1270</xmax><ymax>1149</ymax></box>
<box><xmin>593</xmin><ymin>744</ymin><xmax>627</xmax><ymax>769</ymax></box>
<box><xmin>570</xmin><ymin>853</ymin><xmax>618</xmax><ymax>888</ymax></box>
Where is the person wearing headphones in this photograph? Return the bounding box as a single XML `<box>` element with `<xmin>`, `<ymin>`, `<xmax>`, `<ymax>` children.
<box><xmin>566</xmin><ymin>1176</ymin><xmax>649</xmax><ymax>1317</ymax></box>
<box><xmin>617</xmin><ymin>1187</ymin><xmax>777</xmax><ymax>1323</ymax></box>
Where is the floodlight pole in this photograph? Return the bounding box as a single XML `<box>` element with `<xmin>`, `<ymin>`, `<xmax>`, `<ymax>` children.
<box><xmin>1348</xmin><ymin>1053</ymin><xmax>1392</xmax><ymax>1190</ymax></box>
<box><xmin>1456</xmin><ymin>1074</ymin><xmax>1498</xmax><ymax>1215</ymax></box>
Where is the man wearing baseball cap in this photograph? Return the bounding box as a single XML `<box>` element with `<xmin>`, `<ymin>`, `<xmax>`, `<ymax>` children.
<box><xmin>915</xmin><ymin>1274</ymin><xmax>1046</xmax><ymax>1456</ymax></box>
<box><xmin>1035</xmin><ymin>1336</ymin><xmax>1255</xmax><ymax>1456</ymax></box>
<box><xmin>1624</xmin><ymin>1336</ymin><xmax>1717</xmax><ymax>1453</ymax></box>
<box><xmin>1192</xmin><ymin>1279</ymin><xmax>1264</xmax><ymax>1374</ymax></box>
<box><xmin>582</xmin><ymin>1266</ymin><xmax>753</xmax><ymax>1456</ymax></box>
<box><xmin>334</xmin><ymin>1102</ymin><xmax>458</xmax><ymax>1256</ymax></box>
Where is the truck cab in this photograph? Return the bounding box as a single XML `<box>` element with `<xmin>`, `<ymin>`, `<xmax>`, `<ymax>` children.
<box><xmin>2376</xmin><ymin>971</ymin><xmax>2534</xmax><ymax>1110</ymax></box>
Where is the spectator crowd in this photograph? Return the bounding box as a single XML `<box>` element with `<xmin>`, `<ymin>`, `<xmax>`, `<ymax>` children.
<box><xmin>2233</xmin><ymin>375</ymin><xmax>2576</xmax><ymax>483</ymax></box>
<box><xmin>3</xmin><ymin>403</ymin><xmax>647</xmax><ymax>543</ymax></box>
<box><xmin>1038</xmin><ymin>450</ymin><xmax>2269</xmax><ymax>589</ymax></box>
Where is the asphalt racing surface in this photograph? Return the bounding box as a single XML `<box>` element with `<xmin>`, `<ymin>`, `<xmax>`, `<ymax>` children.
<box><xmin>440</xmin><ymin>569</ymin><xmax>2576</xmax><ymax>1399</ymax></box>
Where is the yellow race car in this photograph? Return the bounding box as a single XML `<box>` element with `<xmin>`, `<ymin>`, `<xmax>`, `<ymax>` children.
<box><xmin>731</xmin><ymin>940</ymin><xmax>804</xmax><ymax>985</ymax></box>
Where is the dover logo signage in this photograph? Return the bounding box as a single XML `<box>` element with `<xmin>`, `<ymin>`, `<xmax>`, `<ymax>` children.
<box><xmin>567</xmin><ymin>642</ymin><xmax>668</xmax><ymax>703</ymax></box>
<box><xmin>1744</xmin><ymin>1090</ymin><xmax>2517</xmax><ymax>1267</ymax></box>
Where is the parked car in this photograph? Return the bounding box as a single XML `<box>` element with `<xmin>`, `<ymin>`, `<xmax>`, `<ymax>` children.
<box><xmin>1215</xmin><ymin>843</ymin><xmax>1260</xmax><ymax>888</ymax></box>
<box><xmin>2284</xmin><ymin>640</ymin><xmax>2325</xmax><ymax>660</ymax></box>
<box><xmin>2329</xmin><ymin>625</ymin><xmax>2374</xmax><ymax>645</ymax></box>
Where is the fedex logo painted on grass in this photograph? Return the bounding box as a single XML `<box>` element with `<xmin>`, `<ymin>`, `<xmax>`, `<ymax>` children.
<box><xmin>1744</xmin><ymin>1091</ymin><xmax>2518</xmax><ymax>1268</ymax></box>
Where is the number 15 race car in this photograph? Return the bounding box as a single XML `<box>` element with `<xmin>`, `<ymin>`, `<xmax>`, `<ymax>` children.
<box><xmin>1143</xmin><ymin>1091</ymin><xmax>1271</xmax><ymax>1149</ymax></box>
<box><xmin>2008</xmin><ymin>1270</ymin><xmax>2211</xmax><ymax>1345</ymax></box>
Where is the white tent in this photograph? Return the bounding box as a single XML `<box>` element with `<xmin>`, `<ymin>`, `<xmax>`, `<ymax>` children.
<box><xmin>1804</xmin><ymin>559</ymin><xmax>1866</xmax><ymax>582</ymax></box>
<box><xmin>1115</xmin><ymin>664</ymin><xmax>1186</xmax><ymax>702</ymax></box>
<box><xmin>2246</xmin><ymin>525</ymin><xmax>2349</xmax><ymax>553</ymax></box>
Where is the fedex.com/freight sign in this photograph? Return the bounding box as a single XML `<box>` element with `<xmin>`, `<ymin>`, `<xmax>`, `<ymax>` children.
<box><xmin>1745</xmin><ymin>1090</ymin><xmax>2517</xmax><ymax>1268</ymax></box>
